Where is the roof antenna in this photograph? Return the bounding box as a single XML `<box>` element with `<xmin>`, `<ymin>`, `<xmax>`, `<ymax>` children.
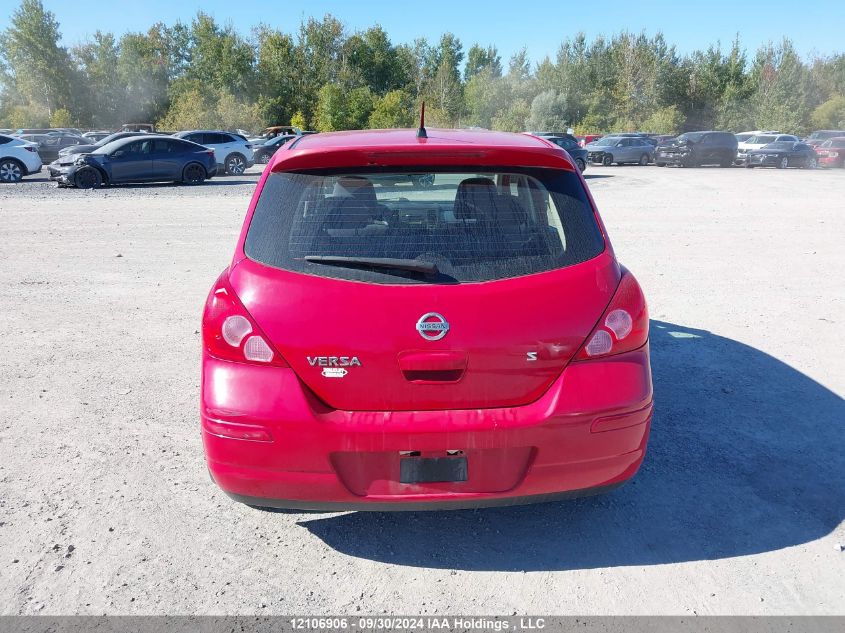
<box><xmin>416</xmin><ymin>102</ymin><xmax>427</xmax><ymax>139</ymax></box>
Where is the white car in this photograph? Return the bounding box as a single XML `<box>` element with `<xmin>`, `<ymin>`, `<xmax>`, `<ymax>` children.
<box><xmin>734</xmin><ymin>130</ymin><xmax>779</xmax><ymax>144</ymax></box>
<box><xmin>173</xmin><ymin>130</ymin><xmax>255</xmax><ymax>175</ymax></box>
<box><xmin>0</xmin><ymin>134</ymin><xmax>42</xmax><ymax>182</ymax></box>
<box><xmin>736</xmin><ymin>133</ymin><xmax>799</xmax><ymax>165</ymax></box>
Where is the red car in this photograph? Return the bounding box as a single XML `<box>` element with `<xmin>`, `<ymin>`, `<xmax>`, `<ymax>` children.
<box><xmin>201</xmin><ymin>127</ymin><xmax>652</xmax><ymax>510</ymax></box>
<box><xmin>576</xmin><ymin>134</ymin><xmax>603</xmax><ymax>148</ymax></box>
<box><xmin>816</xmin><ymin>137</ymin><xmax>845</xmax><ymax>168</ymax></box>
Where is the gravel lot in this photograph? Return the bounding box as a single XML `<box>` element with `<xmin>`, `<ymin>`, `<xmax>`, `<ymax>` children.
<box><xmin>0</xmin><ymin>164</ymin><xmax>843</xmax><ymax>615</ymax></box>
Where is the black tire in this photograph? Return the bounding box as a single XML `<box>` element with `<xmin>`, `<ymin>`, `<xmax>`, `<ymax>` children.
<box><xmin>656</xmin><ymin>162</ymin><xmax>666</xmax><ymax>167</ymax></box>
<box><xmin>73</xmin><ymin>167</ymin><xmax>102</xmax><ymax>189</ymax></box>
<box><xmin>746</xmin><ymin>163</ymin><xmax>755</xmax><ymax>169</ymax></box>
<box><xmin>638</xmin><ymin>153</ymin><xmax>649</xmax><ymax>166</ymax></box>
<box><xmin>777</xmin><ymin>157</ymin><xmax>788</xmax><ymax>169</ymax></box>
<box><xmin>224</xmin><ymin>153</ymin><xmax>247</xmax><ymax>175</ymax></box>
<box><xmin>256</xmin><ymin>152</ymin><xmax>270</xmax><ymax>165</ymax></box>
<box><xmin>182</xmin><ymin>163</ymin><xmax>207</xmax><ymax>184</ymax></box>
<box><xmin>575</xmin><ymin>158</ymin><xmax>586</xmax><ymax>172</ymax></box>
<box><xmin>0</xmin><ymin>158</ymin><xmax>24</xmax><ymax>183</ymax></box>
<box><xmin>602</xmin><ymin>154</ymin><xmax>613</xmax><ymax>166</ymax></box>
<box><xmin>804</xmin><ymin>157</ymin><xmax>817</xmax><ymax>169</ymax></box>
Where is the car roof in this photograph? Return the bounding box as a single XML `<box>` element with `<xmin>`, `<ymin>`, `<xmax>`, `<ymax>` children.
<box><xmin>176</xmin><ymin>130</ymin><xmax>235</xmax><ymax>135</ymax></box>
<box><xmin>269</xmin><ymin>128</ymin><xmax>576</xmax><ymax>172</ymax></box>
<box><xmin>293</xmin><ymin>128</ymin><xmax>553</xmax><ymax>150</ymax></box>
<box><xmin>94</xmin><ymin>134</ymin><xmax>181</xmax><ymax>151</ymax></box>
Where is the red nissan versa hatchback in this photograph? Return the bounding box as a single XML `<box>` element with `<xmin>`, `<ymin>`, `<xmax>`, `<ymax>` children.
<box><xmin>201</xmin><ymin>127</ymin><xmax>652</xmax><ymax>510</ymax></box>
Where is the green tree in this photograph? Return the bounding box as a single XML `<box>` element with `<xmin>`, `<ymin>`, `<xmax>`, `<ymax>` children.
<box><xmin>290</xmin><ymin>111</ymin><xmax>307</xmax><ymax>129</ymax></box>
<box><xmin>314</xmin><ymin>83</ymin><xmax>374</xmax><ymax>131</ymax></box>
<box><xmin>641</xmin><ymin>105</ymin><xmax>684</xmax><ymax>133</ymax></box>
<box><xmin>49</xmin><ymin>107</ymin><xmax>73</xmax><ymax>127</ymax></box>
<box><xmin>810</xmin><ymin>96</ymin><xmax>845</xmax><ymax>129</ymax></box>
<box><xmin>368</xmin><ymin>89</ymin><xmax>414</xmax><ymax>128</ymax></box>
<box><xmin>185</xmin><ymin>13</ymin><xmax>255</xmax><ymax>97</ymax></box>
<box><xmin>71</xmin><ymin>31</ymin><xmax>121</xmax><ymax>127</ymax></box>
<box><xmin>750</xmin><ymin>39</ymin><xmax>813</xmax><ymax>133</ymax></box>
<box><xmin>526</xmin><ymin>90</ymin><xmax>569</xmax><ymax>131</ymax></box>
<box><xmin>0</xmin><ymin>0</ymin><xmax>75</xmax><ymax>116</ymax></box>
<box><xmin>464</xmin><ymin>44</ymin><xmax>501</xmax><ymax>81</ymax></box>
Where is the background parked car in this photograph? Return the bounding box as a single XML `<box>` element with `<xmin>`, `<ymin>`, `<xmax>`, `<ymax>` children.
<box><xmin>746</xmin><ymin>141</ymin><xmax>818</xmax><ymax>169</ymax></box>
<box><xmin>735</xmin><ymin>133</ymin><xmax>799</xmax><ymax>165</ymax></box>
<box><xmin>54</xmin><ymin>135</ymin><xmax>217</xmax><ymax>188</ymax></box>
<box><xmin>735</xmin><ymin>130</ymin><xmax>779</xmax><ymax>144</ymax></box>
<box><xmin>120</xmin><ymin>123</ymin><xmax>155</xmax><ymax>133</ymax></box>
<box><xmin>815</xmin><ymin>137</ymin><xmax>845</xmax><ymax>168</ymax></box>
<box><xmin>252</xmin><ymin>134</ymin><xmax>295</xmax><ymax>164</ymax></box>
<box><xmin>587</xmin><ymin>135</ymin><xmax>653</xmax><ymax>165</ymax></box>
<box><xmin>805</xmin><ymin>130</ymin><xmax>845</xmax><ymax>147</ymax></box>
<box><xmin>35</xmin><ymin>134</ymin><xmax>87</xmax><ymax>163</ymax></box>
<box><xmin>82</xmin><ymin>131</ymin><xmax>114</xmax><ymax>142</ymax></box>
<box><xmin>535</xmin><ymin>133</ymin><xmax>589</xmax><ymax>172</ymax></box>
<box><xmin>0</xmin><ymin>134</ymin><xmax>42</xmax><ymax>182</ymax></box>
<box><xmin>57</xmin><ymin>131</ymin><xmax>145</xmax><ymax>159</ymax></box>
<box><xmin>575</xmin><ymin>134</ymin><xmax>602</xmax><ymax>147</ymax></box>
<box><xmin>655</xmin><ymin>131</ymin><xmax>737</xmax><ymax>167</ymax></box>
<box><xmin>173</xmin><ymin>130</ymin><xmax>255</xmax><ymax>175</ymax></box>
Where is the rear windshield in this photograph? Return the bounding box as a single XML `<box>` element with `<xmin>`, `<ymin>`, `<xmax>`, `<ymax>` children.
<box><xmin>245</xmin><ymin>169</ymin><xmax>605</xmax><ymax>284</ymax></box>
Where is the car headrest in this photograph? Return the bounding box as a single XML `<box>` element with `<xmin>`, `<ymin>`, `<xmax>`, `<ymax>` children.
<box><xmin>332</xmin><ymin>176</ymin><xmax>377</xmax><ymax>203</ymax></box>
<box><xmin>454</xmin><ymin>177</ymin><xmax>497</xmax><ymax>220</ymax></box>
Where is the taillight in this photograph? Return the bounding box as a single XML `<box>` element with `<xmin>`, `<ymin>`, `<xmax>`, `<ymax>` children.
<box><xmin>575</xmin><ymin>270</ymin><xmax>648</xmax><ymax>360</ymax></box>
<box><xmin>25</xmin><ymin>146</ymin><xmax>37</xmax><ymax>153</ymax></box>
<box><xmin>202</xmin><ymin>270</ymin><xmax>288</xmax><ymax>366</ymax></box>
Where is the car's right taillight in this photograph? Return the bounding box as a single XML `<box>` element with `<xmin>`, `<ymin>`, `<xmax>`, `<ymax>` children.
<box><xmin>24</xmin><ymin>146</ymin><xmax>37</xmax><ymax>153</ymax></box>
<box><xmin>575</xmin><ymin>270</ymin><xmax>649</xmax><ymax>360</ymax></box>
<box><xmin>202</xmin><ymin>270</ymin><xmax>288</xmax><ymax>367</ymax></box>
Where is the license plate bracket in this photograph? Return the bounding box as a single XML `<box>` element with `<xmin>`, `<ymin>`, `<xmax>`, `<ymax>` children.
<box><xmin>400</xmin><ymin>457</ymin><xmax>468</xmax><ymax>484</ymax></box>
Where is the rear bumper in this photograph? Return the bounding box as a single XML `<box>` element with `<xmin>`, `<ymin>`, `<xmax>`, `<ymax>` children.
<box><xmin>202</xmin><ymin>345</ymin><xmax>653</xmax><ymax>510</ymax></box>
<box><xmin>818</xmin><ymin>156</ymin><xmax>842</xmax><ymax>167</ymax></box>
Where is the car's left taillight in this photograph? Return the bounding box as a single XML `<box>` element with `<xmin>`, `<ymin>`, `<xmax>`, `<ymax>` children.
<box><xmin>202</xmin><ymin>270</ymin><xmax>288</xmax><ymax>367</ymax></box>
<box><xmin>574</xmin><ymin>269</ymin><xmax>649</xmax><ymax>360</ymax></box>
<box><xmin>24</xmin><ymin>146</ymin><xmax>37</xmax><ymax>153</ymax></box>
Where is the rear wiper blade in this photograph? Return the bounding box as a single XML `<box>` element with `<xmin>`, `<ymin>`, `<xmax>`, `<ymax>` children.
<box><xmin>304</xmin><ymin>256</ymin><xmax>439</xmax><ymax>276</ymax></box>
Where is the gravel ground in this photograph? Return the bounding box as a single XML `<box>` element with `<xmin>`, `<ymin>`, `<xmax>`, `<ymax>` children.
<box><xmin>0</xmin><ymin>164</ymin><xmax>843</xmax><ymax>615</ymax></box>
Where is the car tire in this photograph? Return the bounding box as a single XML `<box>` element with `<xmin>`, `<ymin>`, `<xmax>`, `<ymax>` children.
<box><xmin>638</xmin><ymin>154</ymin><xmax>649</xmax><ymax>166</ymax></box>
<box><xmin>804</xmin><ymin>157</ymin><xmax>817</xmax><ymax>169</ymax></box>
<box><xmin>575</xmin><ymin>158</ymin><xmax>586</xmax><ymax>172</ymax></box>
<box><xmin>182</xmin><ymin>163</ymin><xmax>207</xmax><ymax>185</ymax></box>
<box><xmin>73</xmin><ymin>167</ymin><xmax>102</xmax><ymax>189</ymax></box>
<box><xmin>256</xmin><ymin>153</ymin><xmax>270</xmax><ymax>165</ymax></box>
<box><xmin>602</xmin><ymin>154</ymin><xmax>613</xmax><ymax>166</ymax></box>
<box><xmin>777</xmin><ymin>157</ymin><xmax>788</xmax><ymax>169</ymax></box>
<box><xmin>656</xmin><ymin>162</ymin><xmax>666</xmax><ymax>167</ymax></box>
<box><xmin>0</xmin><ymin>158</ymin><xmax>24</xmax><ymax>183</ymax></box>
<box><xmin>746</xmin><ymin>163</ymin><xmax>755</xmax><ymax>169</ymax></box>
<box><xmin>224</xmin><ymin>153</ymin><xmax>247</xmax><ymax>175</ymax></box>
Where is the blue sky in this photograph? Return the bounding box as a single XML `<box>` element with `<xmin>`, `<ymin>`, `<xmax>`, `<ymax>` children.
<box><xmin>5</xmin><ymin>0</ymin><xmax>844</xmax><ymax>64</ymax></box>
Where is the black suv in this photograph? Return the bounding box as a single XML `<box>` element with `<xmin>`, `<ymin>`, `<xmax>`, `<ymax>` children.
<box><xmin>655</xmin><ymin>131</ymin><xmax>737</xmax><ymax>167</ymax></box>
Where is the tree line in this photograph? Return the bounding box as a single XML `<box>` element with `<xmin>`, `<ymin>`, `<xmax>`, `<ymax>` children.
<box><xmin>1</xmin><ymin>0</ymin><xmax>844</xmax><ymax>135</ymax></box>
